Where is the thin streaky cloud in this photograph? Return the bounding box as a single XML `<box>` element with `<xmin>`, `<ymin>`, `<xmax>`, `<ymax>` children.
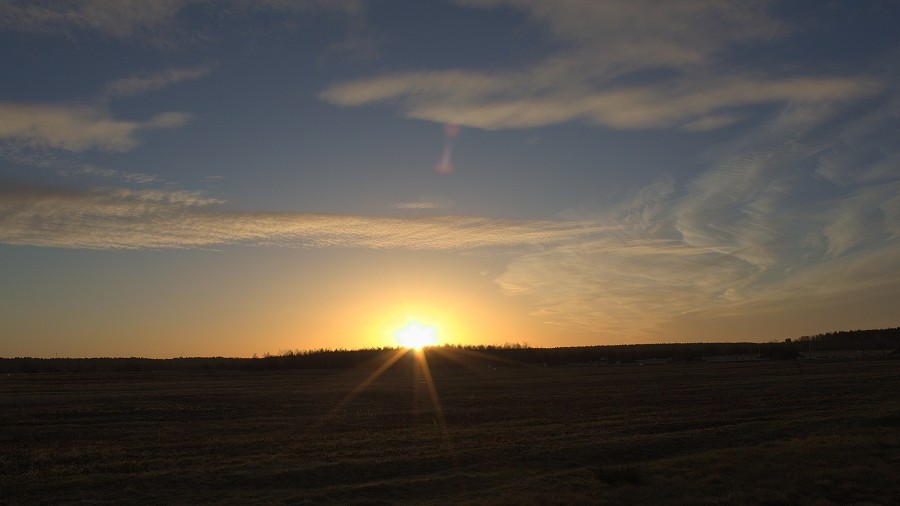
<box><xmin>391</xmin><ymin>202</ymin><xmax>441</xmax><ymax>210</ymax></box>
<box><xmin>0</xmin><ymin>184</ymin><xmax>604</xmax><ymax>251</ymax></box>
<box><xmin>56</xmin><ymin>165</ymin><xmax>160</xmax><ymax>184</ymax></box>
<box><xmin>57</xmin><ymin>166</ymin><xmax>159</xmax><ymax>185</ymax></box>
<box><xmin>0</xmin><ymin>0</ymin><xmax>188</xmax><ymax>39</ymax></box>
<box><xmin>102</xmin><ymin>66</ymin><xmax>212</xmax><ymax>98</ymax></box>
<box><xmin>458</xmin><ymin>0</ymin><xmax>783</xmax><ymax>74</ymax></box>
<box><xmin>0</xmin><ymin>0</ymin><xmax>366</xmax><ymax>45</ymax></box>
<box><xmin>321</xmin><ymin>1</ymin><xmax>881</xmax><ymax>132</ymax></box>
<box><xmin>323</xmin><ymin>72</ymin><xmax>883</xmax><ymax>131</ymax></box>
<box><xmin>493</xmin><ymin>82</ymin><xmax>900</xmax><ymax>339</ymax></box>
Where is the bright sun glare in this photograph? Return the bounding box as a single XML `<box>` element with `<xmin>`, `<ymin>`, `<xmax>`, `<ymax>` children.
<box><xmin>394</xmin><ymin>321</ymin><xmax>438</xmax><ymax>350</ymax></box>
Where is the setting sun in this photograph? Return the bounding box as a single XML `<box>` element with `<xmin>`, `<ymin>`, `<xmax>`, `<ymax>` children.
<box><xmin>394</xmin><ymin>320</ymin><xmax>438</xmax><ymax>350</ymax></box>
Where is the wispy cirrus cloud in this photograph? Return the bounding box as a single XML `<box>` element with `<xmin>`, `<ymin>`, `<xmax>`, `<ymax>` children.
<box><xmin>0</xmin><ymin>183</ymin><xmax>602</xmax><ymax>251</ymax></box>
<box><xmin>56</xmin><ymin>166</ymin><xmax>159</xmax><ymax>185</ymax></box>
<box><xmin>390</xmin><ymin>202</ymin><xmax>441</xmax><ymax>210</ymax></box>
<box><xmin>102</xmin><ymin>66</ymin><xmax>212</xmax><ymax>98</ymax></box>
<box><xmin>493</xmin><ymin>85</ymin><xmax>900</xmax><ymax>340</ymax></box>
<box><xmin>316</xmin><ymin>1</ymin><xmax>891</xmax><ymax>340</ymax></box>
<box><xmin>322</xmin><ymin>73</ymin><xmax>882</xmax><ymax>131</ymax></box>
<box><xmin>0</xmin><ymin>0</ymin><xmax>188</xmax><ymax>40</ymax></box>
<box><xmin>321</xmin><ymin>1</ymin><xmax>883</xmax><ymax>132</ymax></box>
<box><xmin>496</xmin><ymin>182</ymin><xmax>900</xmax><ymax>340</ymax></box>
<box><xmin>0</xmin><ymin>0</ymin><xmax>366</xmax><ymax>47</ymax></box>
<box><xmin>458</xmin><ymin>0</ymin><xmax>782</xmax><ymax>73</ymax></box>
<box><xmin>389</xmin><ymin>194</ymin><xmax>454</xmax><ymax>211</ymax></box>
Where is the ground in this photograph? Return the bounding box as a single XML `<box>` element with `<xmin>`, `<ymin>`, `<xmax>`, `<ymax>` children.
<box><xmin>2</xmin><ymin>359</ymin><xmax>899</xmax><ymax>504</ymax></box>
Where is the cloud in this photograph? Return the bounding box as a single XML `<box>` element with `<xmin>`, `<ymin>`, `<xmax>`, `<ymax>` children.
<box><xmin>391</xmin><ymin>202</ymin><xmax>441</xmax><ymax>210</ymax></box>
<box><xmin>0</xmin><ymin>183</ymin><xmax>602</xmax><ymax>250</ymax></box>
<box><xmin>247</xmin><ymin>0</ymin><xmax>365</xmax><ymax>15</ymax></box>
<box><xmin>323</xmin><ymin>69</ymin><xmax>882</xmax><ymax>132</ymax></box>
<box><xmin>814</xmin><ymin>95</ymin><xmax>900</xmax><ymax>187</ymax></box>
<box><xmin>0</xmin><ymin>65</ymin><xmax>195</xmax><ymax>159</ymax></box>
<box><xmin>0</xmin><ymin>0</ymin><xmax>365</xmax><ymax>45</ymax></box>
<box><xmin>102</xmin><ymin>66</ymin><xmax>212</xmax><ymax>98</ymax></box>
<box><xmin>0</xmin><ymin>0</ymin><xmax>189</xmax><ymax>40</ymax></box>
<box><xmin>457</xmin><ymin>0</ymin><xmax>782</xmax><ymax>71</ymax></box>
<box><xmin>493</xmin><ymin>83</ymin><xmax>900</xmax><ymax>340</ymax></box>
<box><xmin>57</xmin><ymin>166</ymin><xmax>159</xmax><ymax>184</ymax></box>
<box><xmin>321</xmin><ymin>1</ymin><xmax>883</xmax><ymax>131</ymax></box>
<box><xmin>821</xmin><ymin>183</ymin><xmax>900</xmax><ymax>258</ymax></box>
<box><xmin>0</xmin><ymin>102</ymin><xmax>191</xmax><ymax>152</ymax></box>
<box><xmin>390</xmin><ymin>194</ymin><xmax>455</xmax><ymax>211</ymax></box>
<box><xmin>494</xmin><ymin>180</ymin><xmax>765</xmax><ymax>337</ymax></box>
<box><xmin>145</xmin><ymin>111</ymin><xmax>192</xmax><ymax>129</ymax></box>
<box><xmin>495</xmin><ymin>181</ymin><xmax>900</xmax><ymax>340</ymax></box>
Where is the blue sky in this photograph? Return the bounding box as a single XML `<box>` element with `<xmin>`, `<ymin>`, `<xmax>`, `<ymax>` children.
<box><xmin>2</xmin><ymin>0</ymin><xmax>899</xmax><ymax>357</ymax></box>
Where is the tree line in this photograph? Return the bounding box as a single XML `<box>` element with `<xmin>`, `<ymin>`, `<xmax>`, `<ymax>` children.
<box><xmin>2</xmin><ymin>327</ymin><xmax>898</xmax><ymax>374</ymax></box>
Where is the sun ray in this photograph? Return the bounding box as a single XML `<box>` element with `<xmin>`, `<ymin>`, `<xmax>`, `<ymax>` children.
<box><xmin>428</xmin><ymin>345</ymin><xmax>535</xmax><ymax>375</ymax></box>
<box><xmin>415</xmin><ymin>349</ymin><xmax>448</xmax><ymax>438</ymax></box>
<box><xmin>320</xmin><ymin>347</ymin><xmax>409</xmax><ymax>421</ymax></box>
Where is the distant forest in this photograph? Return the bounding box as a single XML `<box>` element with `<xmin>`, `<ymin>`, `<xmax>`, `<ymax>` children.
<box><xmin>3</xmin><ymin>327</ymin><xmax>899</xmax><ymax>374</ymax></box>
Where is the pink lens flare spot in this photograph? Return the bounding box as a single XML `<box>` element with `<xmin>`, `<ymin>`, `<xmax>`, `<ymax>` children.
<box><xmin>434</xmin><ymin>161</ymin><xmax>454</xmax><ymax>174</ymax></box>
<box><xmin>435</xmin><ymin>143</ymin><xmax>454</xmax><ymax>173</ymax></box>
<box><xmin>444</xmin><ymin>123</ymin><xmax>460</xmax><ymax>138</ymax></box>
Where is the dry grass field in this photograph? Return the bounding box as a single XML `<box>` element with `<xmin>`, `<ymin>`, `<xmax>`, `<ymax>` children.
<box><xmin>2</xmin><ymin>358</ymin><xmax>899</xmax><ymax>504</ymax></box>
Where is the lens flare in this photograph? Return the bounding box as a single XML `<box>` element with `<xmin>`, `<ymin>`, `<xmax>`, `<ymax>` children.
<box><xmin>435</xmin><ymin>142</ymin><xmax>454</xmax><ymax>173</ymax></box>
<box><xmin>434</xmin><ymin>123</ymin><xmax>459</xmax><ymax>173</ymax></box>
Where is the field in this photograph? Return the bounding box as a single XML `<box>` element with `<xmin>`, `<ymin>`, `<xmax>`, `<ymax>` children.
<box><xmin>2</xmin><ymin>357</ymin><xmax>899</xmax><ymax>504</ymax></box>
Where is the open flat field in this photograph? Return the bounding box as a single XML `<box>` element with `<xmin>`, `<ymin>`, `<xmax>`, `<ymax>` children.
<box><xmin>2</xmin><ymin>358</ymin><xmax>899</xmax><ymax>505</ymax></box>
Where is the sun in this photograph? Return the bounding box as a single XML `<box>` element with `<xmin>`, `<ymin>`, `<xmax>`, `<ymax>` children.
<box><xmin>394</xmin><ymin>320</ymin><xmax>438</xmax><ymax>350</ymax></box>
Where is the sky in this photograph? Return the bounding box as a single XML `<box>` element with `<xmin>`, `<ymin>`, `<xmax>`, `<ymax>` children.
<box><xmin>2</xmin><ymin>0</ymin><xmax>900</xmax><ymax>358</ymax></box>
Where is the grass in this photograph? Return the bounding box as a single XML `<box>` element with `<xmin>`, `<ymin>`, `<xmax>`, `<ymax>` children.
<box><xmin>1</xmin><ymin>359</ymin><xmax>899</xmax><ymax>504</ymax></box>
